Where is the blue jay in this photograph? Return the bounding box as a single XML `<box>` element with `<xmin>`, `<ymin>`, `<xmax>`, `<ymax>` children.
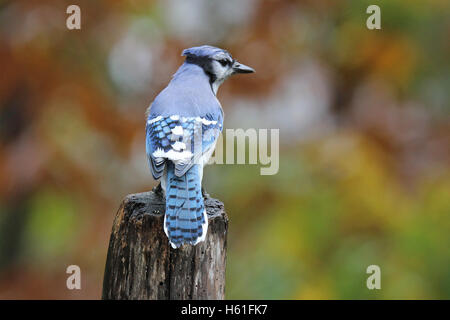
<box><xmin>146</xmin><ymin>45</ymin><xmax>254</xmax><ymax>249</ymax></box>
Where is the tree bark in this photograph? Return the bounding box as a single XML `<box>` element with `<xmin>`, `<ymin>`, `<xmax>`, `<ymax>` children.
<box><xmin>102</xmin><ymin>184</ymin><xmax>228</xmax><ymax>300</ymax></box>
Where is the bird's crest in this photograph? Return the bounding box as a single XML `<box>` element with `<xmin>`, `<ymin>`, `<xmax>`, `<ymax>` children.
<box><xmin>182</xmin><ymin>45</ymin><xmax>232</xmax><ymax>61</ymax></box>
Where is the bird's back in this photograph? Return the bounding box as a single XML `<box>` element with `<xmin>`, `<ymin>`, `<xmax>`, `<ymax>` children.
<box><xmin>148</xmin><ymin>62</ymin><xmax>223</xmax><ymax>121</ymax></box>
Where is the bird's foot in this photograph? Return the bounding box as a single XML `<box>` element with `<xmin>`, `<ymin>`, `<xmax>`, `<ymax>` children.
<box><xmin>202</xmin><ymin>187</ymin><xmax>210</xmax><ymax>199</ymax></box>
<box><xmin>153</xmin><ymin>183</ymin><xmax>163</xmax><ymax>197</ymax></box>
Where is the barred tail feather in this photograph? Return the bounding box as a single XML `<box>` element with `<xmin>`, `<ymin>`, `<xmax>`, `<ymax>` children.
<box><xmin>164</xmin><ymin>162</ymin><xmax>207</xmax><ymax>248</ymax></box>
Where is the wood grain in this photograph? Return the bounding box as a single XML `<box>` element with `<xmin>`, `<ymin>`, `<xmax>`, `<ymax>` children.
<box><xmin>102</xmin><ymin>185</ymin><xmax>228</xmax><ymax>300</ymax></box>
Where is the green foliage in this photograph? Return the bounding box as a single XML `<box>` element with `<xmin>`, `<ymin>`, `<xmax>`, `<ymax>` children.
<box><xmin>23</xmin><ymin>189</ymin><xmax>79</xmax><ymax>266</ymax></box>
<box><xmin>209</xmin><ymin>134</ymin><xmax>450</xmax><ymax>299</ymax></box>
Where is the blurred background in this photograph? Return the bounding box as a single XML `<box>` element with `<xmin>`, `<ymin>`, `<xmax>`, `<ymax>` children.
<box><xmin>0</xmin><ymin>0</ymin><xmax>449</xmax><ymax>299</ymax></box>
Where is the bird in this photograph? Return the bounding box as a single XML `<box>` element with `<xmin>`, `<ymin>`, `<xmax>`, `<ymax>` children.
<box><xmin>145</xmin><ymin>45</ymin><xmax>254</xmax><ymax>249</ymax></box>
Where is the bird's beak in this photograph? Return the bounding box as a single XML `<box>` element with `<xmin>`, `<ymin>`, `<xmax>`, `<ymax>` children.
<box><xmin>232</xmin><ymin>61</ymin><xmax>255</xmax><ymax>74</ymax></box>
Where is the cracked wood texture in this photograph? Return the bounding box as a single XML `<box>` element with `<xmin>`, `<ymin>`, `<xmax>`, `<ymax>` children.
<box><xmin>102</xmin><ymin>185</ymin><xmax>228</xmax><ymax>300</ymax></box>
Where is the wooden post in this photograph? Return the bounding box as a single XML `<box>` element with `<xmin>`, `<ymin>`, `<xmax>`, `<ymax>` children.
<box><xmin>102</xmin><ymin>185</ymin><xmax>228</xmax><ymax>300</ymax></box>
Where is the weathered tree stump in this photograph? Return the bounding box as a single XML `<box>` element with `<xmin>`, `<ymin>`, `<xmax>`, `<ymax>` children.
<box><xmin>102</xmin><ymin>184</ymin><xmax>228</xmax><ymax>300</ymax></box>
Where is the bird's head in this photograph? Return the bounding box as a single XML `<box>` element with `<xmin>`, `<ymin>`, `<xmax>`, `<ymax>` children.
<box><xmin>182</xmin><ymin>45</ymin><xmax>254</xmax><ymax>94</ymax></box>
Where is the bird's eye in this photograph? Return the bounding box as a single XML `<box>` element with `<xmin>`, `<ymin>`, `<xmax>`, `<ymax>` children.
<box><xmin>219</xmin><ymin>59</ymin><xmax>229</xmax><ymax>67</ymax></box>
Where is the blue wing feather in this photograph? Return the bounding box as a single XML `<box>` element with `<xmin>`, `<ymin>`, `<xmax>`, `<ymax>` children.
<box><xmin>146</xmin><ymin>113</ymin><xmax>222</xmax><ymax>179</ymax></box>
